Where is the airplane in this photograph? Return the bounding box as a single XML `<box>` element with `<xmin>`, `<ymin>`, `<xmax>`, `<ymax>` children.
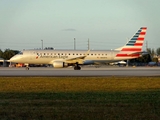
<box><xmin>9</xmin><ymin>27</ymin><xmax>147</xmax><ymax>70</ymax></box>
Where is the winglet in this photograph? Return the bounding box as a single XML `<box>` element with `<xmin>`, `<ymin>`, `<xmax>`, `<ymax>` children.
<box><xmin>84</xmin><ymin>49</ymin><xmax>90</xmax><ymax>57</ymax></box>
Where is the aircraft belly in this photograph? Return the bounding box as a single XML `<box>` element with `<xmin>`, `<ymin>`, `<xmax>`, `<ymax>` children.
<box><xmin>93</xmin><ymin>60</ymin><xmax>113</xmax><ymax>64</ymax></box>
<box><xmin>83</xmin><ymin>60</ymin><xmax>94</xmax><ymax>65</ymax></box>
<box><xmin>24</xmin><ymin>57</ymin><xmax>52</xmax><ymax>64</ymax></box>
<box><xmin>84</xmin><ymin>58</ymin><xmax>113</xmax><ymax>65</ymax></box>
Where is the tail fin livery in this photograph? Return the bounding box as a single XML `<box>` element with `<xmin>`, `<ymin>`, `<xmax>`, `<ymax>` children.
<box><xmin>115</xmin><ymin>27</ymin><xmax>147</xmax><ymax>58</ymax></box>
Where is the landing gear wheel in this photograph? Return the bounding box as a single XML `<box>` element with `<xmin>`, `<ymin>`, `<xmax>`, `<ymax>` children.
<box><xmin>74</xmin><ymin>66</ymin><xmax>81</xmax><ymax>70</ymax></box>
<box><xmin>74</xmin><ymin>64</ymin><xmax>81</xmax><ymax>70</ymax></box>
<box><xmin>78</xmin><ymin>66</ymin><xmax>81</xmax><ymax>70</ymax></box>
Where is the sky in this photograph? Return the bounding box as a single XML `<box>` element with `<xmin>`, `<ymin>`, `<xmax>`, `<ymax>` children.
<box><xmin>0</xmin><ymin>0</ymin><xmax>160</xmax><ymax>51</ymax></box>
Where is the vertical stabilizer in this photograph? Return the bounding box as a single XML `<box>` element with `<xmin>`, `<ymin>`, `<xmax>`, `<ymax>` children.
<box><xmin>115</xmin><ymin>27</ymin><xmax>147</xmax><ymax>58</ymax></box>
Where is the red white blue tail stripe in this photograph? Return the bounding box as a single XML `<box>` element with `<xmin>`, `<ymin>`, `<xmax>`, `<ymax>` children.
<box><xmin>115</xmin><ymin>27</ymin><xmax>147</xmax><ymax>59</ymax></box>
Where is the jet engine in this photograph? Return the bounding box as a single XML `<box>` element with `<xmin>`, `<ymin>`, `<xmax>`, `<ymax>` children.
<box><xmin>53</xmin><ymin>61</ymin><xmax>68</xmax><ymax>68</ymax></box>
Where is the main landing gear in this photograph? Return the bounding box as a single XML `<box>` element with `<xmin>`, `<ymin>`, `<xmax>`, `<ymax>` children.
<box><xmin>74</xmin><ymin>63</ymin><xmax>81</xmax><ymax>70</ymax></box>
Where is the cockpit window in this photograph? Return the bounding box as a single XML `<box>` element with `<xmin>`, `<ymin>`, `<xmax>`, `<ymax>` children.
<box><xmin>18</xmin><ymin>51</ymin><xmax>23</xmax><ymax>55</ymax></box>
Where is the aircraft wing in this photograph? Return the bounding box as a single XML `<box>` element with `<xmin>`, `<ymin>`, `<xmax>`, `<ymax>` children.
<box><xmin>65</xmin><ymin>50</ymin><xmax>90</xmax><ymax>64</ymax></box>
<box><xmin>66</xmin><ymin>55</ymin><xmax>86</xmax><ymax>61</ymax></box>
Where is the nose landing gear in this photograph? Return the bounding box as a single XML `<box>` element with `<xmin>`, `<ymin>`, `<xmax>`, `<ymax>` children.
<box><xmin>25</xmin><ymin>66</ymin><xmax>29</xmax><ymax>70</ymax></box>
<box><xmin>25</xmin><ymin>64</ymin><xmax>29</xmax><ymax>70</ymax></box>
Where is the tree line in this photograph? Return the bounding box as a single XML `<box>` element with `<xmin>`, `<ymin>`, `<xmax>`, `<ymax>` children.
<box><xmin>0</xmin><ymin>49</ymin><xmax>19</xmax><ymax>60</ymax></box>
<box><xmin>147</xmin><ymin>48</ymin><xmax>160</xmax><ymax>58</ymax></box>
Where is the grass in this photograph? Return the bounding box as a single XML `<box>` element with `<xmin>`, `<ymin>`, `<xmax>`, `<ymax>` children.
<box><xmin>0</xmin><ymin>77</ymin><xmax>160</xmax><ymax>92</ymax></box>
<box><xmin>0</xmin><ymin>77</ymin><xmax>160</xmax><ymax>120</ymax></box>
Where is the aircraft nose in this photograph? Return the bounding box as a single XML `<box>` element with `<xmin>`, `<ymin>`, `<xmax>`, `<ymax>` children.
<box><xmin>9</xmin><ymin>55</ymin><xmax>22</xmax><ymax>62</ymax></box>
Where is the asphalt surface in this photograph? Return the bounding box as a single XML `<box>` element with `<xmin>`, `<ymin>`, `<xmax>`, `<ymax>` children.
<box><xmin>0</xmin><ymin>66</ymin><xmax>160</xmax><ymax>77</ymax></box>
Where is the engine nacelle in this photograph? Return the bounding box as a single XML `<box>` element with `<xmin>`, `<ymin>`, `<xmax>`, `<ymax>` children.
<box><xmin>53</xmin><ymin>61</ymin><xmax>68</xmax><ymax>68</ymax></box>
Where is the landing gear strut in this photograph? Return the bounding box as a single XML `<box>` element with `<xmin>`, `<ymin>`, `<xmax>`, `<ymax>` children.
<box><xmin>74</xmin><ymin>63</ymin><xmax>81</xmax><ymax>70</ymax></box>
<box><xmin>25</xmin><ymin>64</ymin><xmax>29</xmax><ymax>70</ymax></box>
<box><xmin>26</xmin><ymin>67</ymin><xmax>29</xmax><ymax>70</ymax></box>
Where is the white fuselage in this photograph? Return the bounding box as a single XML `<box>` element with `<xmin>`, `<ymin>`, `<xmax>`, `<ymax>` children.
<box><xmin>10</xmin><ymin>49</ymin><xmax>138</xmax><ymax>65</ymax></box>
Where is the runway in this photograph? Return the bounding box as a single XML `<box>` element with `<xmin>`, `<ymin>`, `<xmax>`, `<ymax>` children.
<box><xmin>0</xmin><ymin>66</ymin><xmax>160</xmax><ymax>77</ymax></box>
